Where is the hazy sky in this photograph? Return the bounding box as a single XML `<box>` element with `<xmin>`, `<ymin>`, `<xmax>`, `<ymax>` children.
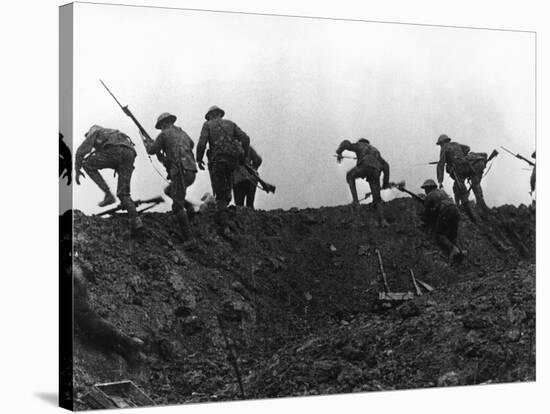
<box><xmin>64</xmin><ymin>3</ymin><xmax>535</xmax><ymax>214</ymax></box>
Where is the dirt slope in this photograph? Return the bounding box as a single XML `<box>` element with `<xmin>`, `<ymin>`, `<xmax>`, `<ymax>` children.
<box><xmin>71</xmin><ymin>199</ymin><xmax>535</xmax><ymax>408</ymax></box>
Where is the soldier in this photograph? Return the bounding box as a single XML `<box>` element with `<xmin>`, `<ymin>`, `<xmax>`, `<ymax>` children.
<box><xmin>75</xmin><ymin>125</ymin><xmax>142</xmax><ymax>232</ymax></box>
<box><xmin>420</xmin><ymin>179</ymin><xmax>464</xmax><ymax>263</ymax></box>
<box><xmin>335</xmin><ymin>138</ymin><xmax>390</xmax><ymax>226</ymax></box>
<box><xmin>74</xmin><ymin>264</ymin><xmax>144</xmax><ymax>364</ymax></box>
<box><xmin>143</xmin><ymin>113</ymin><xmax>197</xmax><ymax>241</ymax></box>
<box><xmin>233</xmin><ymin>146</ymin><xmax>262</xmax><ymax>209</ymax></box>
<box><xmin>436</xmin><ymin>134</ymin><xmax>490</xmax><ymax>216</ymax></box>
<box><xmin>59</xmin><ymin>133</ymin><xmax>72</xmax><ymax>185</ymax></box>
<box><xmin>196</xmin><ymin>106</ymin><xmax>251</xmax><ymax>208</ymax></box>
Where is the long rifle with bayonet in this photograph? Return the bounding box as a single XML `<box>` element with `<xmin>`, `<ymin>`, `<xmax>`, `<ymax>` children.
<box><xmin>99</xmin><ymin>80</ymin><xmax>166</xmax><ymax>168</ymax></box>
<box><xmin>243</xmin><ymin>163</ymin><xmax>276</xmax><ymax>194</ymax></box>
<box><xmin>500</xmin><ymin>146</ymin><xmax>535</xmax><ymax>167</ymax></box>
<box><xmin>95</xmin><ymin>196</ymin><xmax>164</xmax><ymax>217</ymax></box>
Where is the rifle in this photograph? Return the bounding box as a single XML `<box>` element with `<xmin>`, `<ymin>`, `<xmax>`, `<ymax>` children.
<box><xmin>99</xmin><ymin>80</ymin><xmax>167</xmax><ymax>167</ymax></box>
<box><xmin>243</xmin><ymin>163</ymin><xmax>276</xmax><ymax>194</ymax></box>
<box><xmin>395</xmin><ymin>182</ymin><xmax>425</xmax><ymax>203</ymax></box>
<box><xmin>500</xmin><ymin>146</ymin><xmax>535</xmax><ymax>167</ymax></box>
<box><xmin>94</xmin><ymin>196</ymin><xmax>164</xmax><ymax>217</ymax></box>
<box><xmin>332</xmin><ymin>154</ymin><xmax>357</xmax><ymax>160</ymax></box>
<box><xmin>361</xmin><ymin>181</ymin><xmax>403</xmax><ymax>201</ymax></box>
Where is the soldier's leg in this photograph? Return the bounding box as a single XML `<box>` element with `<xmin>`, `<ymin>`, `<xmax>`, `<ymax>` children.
<box><xmin>211</xmin><ymin>162</ymin><xmax>233</xmax><ymax>207</ymax></box>
<box><xmin>74</xmin><ymin>266</ymin><xmax>143</xmax><ymax>363</ymax></box>
<box><xmin>82</xmin><ymin>152</ymin><xmax>116</xmax><ymax>206</ymax></box>
<box><xmin>470</xmin><ymin>174</ymin><xmax>490</xmax><ymax>212</ymax></box>
<box><xmin>170</xmin><ymin>169</ymin><xmax>192</xmax><ymax>240</ymax></box>
<box><xmin>368</xmin><ymin>170</ymin><xmax>388</xmax><ymax>227</ymax></box>
<box><xmin>183</xmin><ymin>170</ymin><xmax>197</xmax><ymax>221</ymax></box>
<box><xmin>346</xmin><ymin>167</ymin><xmax>362</xmax><ymax>205</ymax></box>
<box><xmin>116</xmin><ymin>148</ymin><xmax>142</xmax><ymax>231</ymax></box>
<box><xmin>435</xmin><ymin>207</ymin><xmax>461</xmax><ymax>261</ymax></box>
<box><xmin>246</xmin><ymin>182</ymin><xmax>257</xmax><ymax>209</ymax></box>
<box><xmin>233</xmin><ymin>182</ymin><xmax>246</xmax><ymax>206</ymax></box>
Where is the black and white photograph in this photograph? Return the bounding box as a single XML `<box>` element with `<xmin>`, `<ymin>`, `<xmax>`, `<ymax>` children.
<box><xmin>54</xmin><ymin>0</ymin><xmax>538</xmax><ymax>411</ymax></box>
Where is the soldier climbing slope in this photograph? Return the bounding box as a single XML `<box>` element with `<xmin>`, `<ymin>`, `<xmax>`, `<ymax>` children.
<box><xmin>75</xmin><ymin>125</ymin><xmax>143</xmax><ymax>232</ymax></box>
<box><xmin>419</xmin><ymin>179</ymin><xmax>464</xmax><ymax>263</ymax></box>
<box><xmin>335</xmin><ymin>138</ymin><xmax>390</xmax><ymax>226</ymax></box>
<box><xmin>233</xmin><ymin>146</ymin><xmax>262</xmax><ymax>209</ymax></box>
<box><xmin>196</xmin><ymin>106</ymin><xmax>251</xmax><ymax>208</ymax></box>
<box><xmin>436</xmin><ymin>134</ymin><xmax>491</xmax><ymax>218</ymax></box>
<box><xmin>143</xmin><ymin>113</ymin><xmax>197</xmax><ymax>241</ymax></box>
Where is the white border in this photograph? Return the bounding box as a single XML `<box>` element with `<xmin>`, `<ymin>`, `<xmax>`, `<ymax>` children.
<box><xmin>0</xmin><ymin>0</ymin><xmax>546</xmax><ymax>413</ymax></box>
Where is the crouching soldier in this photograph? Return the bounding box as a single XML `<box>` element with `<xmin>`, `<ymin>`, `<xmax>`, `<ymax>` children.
<box><xmin>436</xmin><ymin>134</ymin><xmax>490</xmax><ymax>217</ymax></box>
<box><xmin>143</xmin><ymin>113</ymin><xmax>197</xmax><ymax>241</ymax></box>
<box><xmin>196</xmin><ymin>106</ymin><xmax>251</xmax><ymax>208</ymax></box>
<box><xmin>336</xmin><ymin>138</ymin><xmax>390</xmax><ymax>226</ymax></box>
<box><xmin>75</xmin><ymin>125</ymin><xmax>142</xmax><ymax>232</ymax></box>
<box><xmin>420</xmin><ymin>179</ymin><xmax>464</xmax><ymax>263</ymax></box>
<box><xmin>233</xmin><ymin>146</ymin><xmax>262</xmax><ymax>209</ymax></box>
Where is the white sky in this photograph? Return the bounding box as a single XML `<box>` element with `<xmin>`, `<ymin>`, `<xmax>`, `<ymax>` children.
<box><xmin>66</xmin><ymin>3</ymin><xmax>535</xmax><ymax>214</ymax></box>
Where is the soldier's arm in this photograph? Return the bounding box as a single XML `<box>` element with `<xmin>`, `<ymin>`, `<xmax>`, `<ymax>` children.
<box><xmin>145</xmin><ymin>133</ymin><xmax>164</xmax><ymax>155</ymax></box>
<box><xmin>248</xmin><ymin>147</ymin><xmax>262</xmax><ymax>169</ymax></box>
<box><xmin>436</xmin><ymin>147</ymin><xmax>446</xmax><ymax>185</ymax></box>
<box><xmin>74</xmin><ymin>135</ymin><xmax>95</xmax><ymax>171</ymax></box>
<box><xmin>335</xmin><ymin>140</ymin><xmax>355</xmax><ymax>155</ymax></box>
<box><xmin>196</xmin><ymin>123</ymin><xmax>209</xmax><ymax>164</ymax></box>
<box><xmin>461</xmin><ymin>144</ymin><xmax>470</xmax><ymax>155</ymax></box>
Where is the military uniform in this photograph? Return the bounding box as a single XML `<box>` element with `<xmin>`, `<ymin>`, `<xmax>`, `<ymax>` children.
<box><xmin>233</xmin><ymin>146</ymin><xmax>262</xmax><ymax>208</ymax></box>
<box><xmin>421</xmin><ymin>180</ymin><xmax>462</xmax><ymax>262</ymax></box>
<box><xmin>75</xmin><ymin>126</ymin><xmax>141</xmax><ymax>230</ymax></box>
<box><xmin>145</xmin><ymin>114</ymin><xmax>197</xmax><ymax>240</ymax></box>
<box><xmin>436</xmin><ymin>135</ymin><xmax>489</xmax><ymax>214</ymax></box>
<box><xmin>196</xmin><ymin>106</ymin><xmax>250</xmax><ymax>207</ymax></box>
<box><xmin>336</xmin><ymin>139</ymin><xmax>390</xmax><ymax>225</ymax></box>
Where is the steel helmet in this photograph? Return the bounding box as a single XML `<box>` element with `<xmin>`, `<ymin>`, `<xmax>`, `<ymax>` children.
<box><xmin>421</xmin><ymin>179</ymin><xmax>438</xmax><ymax>189</ymax></box>
<box><xmin>532</xmin><ymin>151</ymin><xmax>536</xmax><ymax>159</ymax></box>
<box><xmin>155</xmin><ymin>112</ymin><xmax>177</xmax><ymax>129</ymax></box>
<box><xmin>205</xmin><ymin>106</ymin><xmax>225</xmax><ymax>120</ymax></box>
<box><xmin>357</xmin><ymin>138</ymin><xmax>370</xmax><ymax>144</ymax></box>
<box><xmin>436</xmin><ymin>134</ymin><xmax>451</xmax><ymax>145</ymax></box>
<box><xmin>85</xmin><ymin>125</ymin><xmax>103</xmax><ymax>138</ymax></box>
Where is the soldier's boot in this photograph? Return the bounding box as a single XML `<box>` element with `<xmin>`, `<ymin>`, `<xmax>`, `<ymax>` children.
<box><xmin>84</xmin><ymin>168</ymin><xmax>116</xmax><ymax>207</ymax></box>
<box><xmin>175</xmin><ymin>210</ymin><xmax>191</xmax><ymax>241</ymax></box>
<box><xmin>376</xmin><ymin>203</ymin><xmax>389</xmax><ymax>227</ymax></box>
<box><xmin>99</xmin><ymin>192</ymin><xmax>116</xmax><ymax>207</ymax></box>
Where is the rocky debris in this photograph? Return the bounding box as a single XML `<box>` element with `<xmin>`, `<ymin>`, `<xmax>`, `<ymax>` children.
<box><xmin>71</xmin><ymin>199</ymin><xmax>535</xmax><ymax>407</ymax></box>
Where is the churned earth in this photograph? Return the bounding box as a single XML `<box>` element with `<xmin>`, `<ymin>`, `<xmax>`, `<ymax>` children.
<box><xmin>70</xmin><ymin>198</ymin><xmax>535</xmax><ymax>409</ymax></box>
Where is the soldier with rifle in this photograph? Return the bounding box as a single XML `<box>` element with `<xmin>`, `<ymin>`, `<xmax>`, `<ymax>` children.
<box><xmin>196</xmin><ymin>106</ymin><xmax>251</xmax><ymax>208</ymax></box>
<box><xmin>500</xmin><ymin>146</ymin><xmax>536</xmax><ymax>195</ymax></box>
<box><xmin>398</xmin><ymin>179</ymin><xmax>464</xmax><ymax>263</ymax></box>
<box><xmin>335</xmin><ymin>138</ymin><xmax>390</xmax><ymax>226</ymax></box>
<box><xmin>75</xmin><ymin>125</ymin><xmax>143</xmax><ymax>233</ymax></box>
<box><xmin>232</xmin><ymin>146</ymin><xmax>263</xmax><ymax>209</ymax></box>
<box><xmin>142</xmin><ymin>112</ymin><xmax>198</xmax><ymax>241</ymax></box>
<box><xmin>436</xmin><ymin>134</ymin><xmax>494</xmax><ymax>218</ymax></box>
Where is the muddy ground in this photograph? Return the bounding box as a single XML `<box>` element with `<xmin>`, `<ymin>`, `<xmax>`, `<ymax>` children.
<box><xmin>70</xmin><ymin>198</ymin><xmax>535</xmax><ymax>409</ymax></box>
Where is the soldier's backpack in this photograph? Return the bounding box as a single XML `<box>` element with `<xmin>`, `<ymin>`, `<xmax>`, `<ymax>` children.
<box><xmin>213</xmin><ymin>121</ymin><xmax>245</xmax><ymax>161</ymax></box>
<box><xmin>466</xmin><ymin>152</ymin><xmax>488</xmax><ymax>175</ymax></box>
